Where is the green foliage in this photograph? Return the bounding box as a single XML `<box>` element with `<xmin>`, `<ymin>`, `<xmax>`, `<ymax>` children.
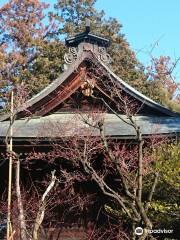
<box><xmin>150</xmin><ymin>201</ymin><xmax>179</xmax><ymax>214</ymax></box>
<box><xmin>104</xmin><ymin>204</ymin><xmax>122</xmax><ymax>218</ymax></box>
<box><xmin>0</xmin><ymin>0</ymin><xmax>179</xmax><ymax>112</ymax></box>
<box><xmin>23</xmin><ymin>41</ymin><xmax>65</xmax><ymax>95</ymax></box>
<box><xmin>54</xmin><ymin>0</ymin><xmax>148</xmax><ymax>94</ymax></box>
<box><xmin>104</xmin><ymin>204</ymin><xmax>130</xmax><ymax>224</ymax></box>
<box><xmin>148</xmin><ymin>202</ymin><xmax>179</xmax><ymax>239</ymax></box>
<box><xmin>154</xmin><ymin>143</ymin><xmax>180</xmax><ymax>190</ymax></box>
<box><xmin>147</xmin><ymin>143</ymin><xmax>180</xmax><ymax>238</ymax></box>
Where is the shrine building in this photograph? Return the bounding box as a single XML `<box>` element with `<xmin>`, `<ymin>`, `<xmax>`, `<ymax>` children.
<box><xmin>0</xmin><ymin>22</ymin><xmax>180</xmax><ymax>239</ymax></box>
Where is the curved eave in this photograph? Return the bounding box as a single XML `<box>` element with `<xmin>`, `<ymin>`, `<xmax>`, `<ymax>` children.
<box><xmin>95</xmin><ymin>58</ymin><xmax>179</xmax><ymax>117</ymax></box>
<box><xmin>0</xmin><ymin>50</ymin><xmax>179</xmax><ymax>122</ymax></box>
<box><xmin>0</xmin><ymin>52</ymin><xmax>91</xmax><ymax>121</ymax></box>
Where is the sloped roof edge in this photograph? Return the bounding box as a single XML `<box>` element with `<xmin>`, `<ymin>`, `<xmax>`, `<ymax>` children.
<box><xmin>0</xmin><ymin>113</ymin><xmax>180</xmax><ymax>139</ymax></box>
<box><xmin>0</xmin><ymin>51</ymin><xmax>179</xmax><ymax>121</ymax></box>
<box><xmin>0</xmin><ymin>52</ymin><xmax>89</xmax><ymax>121</ymax></box>
<box><xmin>97</xmin><ymin>58</ymin><xmax>179</xmax><ymax>117</ymax></box>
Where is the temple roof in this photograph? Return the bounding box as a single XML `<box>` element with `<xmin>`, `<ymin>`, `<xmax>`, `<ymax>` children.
<box><xmin>0</xmin><ymin>25</ymin><xmax>180</xmax><ymax>141</ymax></box>
<box><xmin>0</xmin><ymin>50</ymin><xmax>178</xmax><ymax>122</ymax></box>
<box><xmin>65</xmin><ymin>19</ymin><xmax>110</xmax><ymax>48</ymax></box>
<box><xmin>65</xmin><ymin>32</ymin><xmax>110</xmax><ymax>48</ymax></box>
<box><xmin>0</xmin><ymin>113</ymin><xmax>179</xmax><ymax>140</ymax></box>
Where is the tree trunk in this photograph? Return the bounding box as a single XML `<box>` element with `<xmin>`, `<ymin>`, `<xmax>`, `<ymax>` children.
<box><xmin>7</xmin><ymin>91</ymin><xmax>14</xmax><ymax>239</ymax></box>
<box><xmin>16</xmin><ymin>158</ymin><xmax>27</xmax><ymax>240</ymax></box>
<box><xmin>32</xmin><ymin>170</ymin><xmax>56</xmax><ymax>240</ymax></box>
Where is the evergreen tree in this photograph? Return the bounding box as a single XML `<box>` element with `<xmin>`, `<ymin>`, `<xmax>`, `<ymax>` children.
<box><xmin>54</xmin><ymin>0</ymin><xmax>180</xmax><ymax>111</ymax></box>
<box><xmin>0</xmin><ymin>0</ymin><xmax>179</xmax><ymax>112</ymax></box>
<box><xmin>54</xmin><ymin>0</ymin><xmax>148</xmax><ymax>94</ymax></box>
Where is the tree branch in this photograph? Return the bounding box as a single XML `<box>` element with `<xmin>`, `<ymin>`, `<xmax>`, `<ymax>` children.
<box><xmin>145</xmin><ymin>172</ymin><xmax>159</xmax><ymax>212</ymax></box>
<box><xmin>32</xmin><ymin>170</ymin><xmax>57</xmax><ymax>240</ymax></box>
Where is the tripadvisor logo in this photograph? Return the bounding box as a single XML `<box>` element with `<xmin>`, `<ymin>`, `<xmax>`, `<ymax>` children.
<box><xmin>135</xmin><ymin>227</ymin><xmax>143</xmax><ymax>236</ymax></box>
<box><xmin>135</xmin><ymin>227</ymin><xmax>173</xmax><ymax>236</ymax></box>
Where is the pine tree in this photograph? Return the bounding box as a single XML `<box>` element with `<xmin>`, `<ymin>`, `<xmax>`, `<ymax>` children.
<box><xmin>1</xmin><ymin>0</ymin><xmax>179</xmax><ymax>112</ymax></box>
<box><xmin>54</xmin><ymin>0</ymin><xmax>148</xmax><ymax>94</ymax></box>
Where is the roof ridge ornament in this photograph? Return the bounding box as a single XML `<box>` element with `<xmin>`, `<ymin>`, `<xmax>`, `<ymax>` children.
<box><xmin>64</xmin><ymin>47</ymin><xmax>78</xmax><ymax>65</ymax></box>
<box><xmin>65</xmin><ymin>21</ymin><xmax>110</xmax><ymax>48</ymax></box>
<box><xmin>64</xmin><ymin>21</ymin><xmax>111</xmax><ymax>69</ymax></box>
<box><xmin>85</xmin><ymin>18</ymin><xmax>90</xmax><ymax>33</ymax></box>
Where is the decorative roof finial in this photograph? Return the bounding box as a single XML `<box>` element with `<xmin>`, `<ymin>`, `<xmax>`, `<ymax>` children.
<box><xmin>85</xmin><ymin>18</ymin><xmax>90</xmax><ymax>33</ymax></box>
<box><xmin>65</xmin><ymin>18</ymin><xmax>110</xmax><ymax>48</ymax></box>
<box><xmin>64</xmin><ymin>17</ymin><xmax>111</xmax><ymax>66</ymax></box>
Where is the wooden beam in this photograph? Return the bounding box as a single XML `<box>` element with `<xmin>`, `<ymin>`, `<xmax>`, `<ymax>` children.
<box><xmin>35</xmin><ymin>69</ymin><xmax>86</xmax><ymax>116</ymax></box>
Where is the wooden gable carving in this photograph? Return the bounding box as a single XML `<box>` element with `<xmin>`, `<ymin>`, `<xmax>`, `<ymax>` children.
<box><xmin>0</xmin><ymin>23</ymin><xmax>179</xmax><ymax>123</ymax></box>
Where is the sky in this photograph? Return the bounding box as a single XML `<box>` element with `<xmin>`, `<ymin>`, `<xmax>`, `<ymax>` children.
<box><xmin>95</xmin><ymin>0</ymin><xmax>180</xmax><ymax>82</ymax></box>
<box><xmin>0</xmin><ymin>0</ymin><xmax>180</xmax><ymax>82</ymax></box>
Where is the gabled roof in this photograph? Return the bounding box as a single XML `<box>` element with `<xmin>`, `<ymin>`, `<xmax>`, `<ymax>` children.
<box><xmin>98</xmin><ymin>58</ymin><xmax>179</xmax><ymax>117</ymax></box>
<box><xmin>0</xmin><ymin>49</ymin><xmax>180</xmax><ymax>142</ymax></box>
<box><xmin>18</xmin><ymin>54</ymin><xmax>180</xmax><ymax>117</ymax></box>
<box><xmin>0</xmin><ymin>49</ymin><xmax>179</xmax><ymax>122</ymax></box>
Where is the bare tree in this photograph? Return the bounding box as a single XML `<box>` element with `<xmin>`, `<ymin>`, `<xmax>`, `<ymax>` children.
<box><xmin>34</xmin><ymin>70</ymin><xmax>164</xmax><ymax>240</ymax></box>
<box><xmin>1</xmin><ymin>85</ymin><xmax>59</xmax><ymax>240</ymax></box>
<box><xmin>1</xmin><ymin>61</ymin><xmax>170</xmax><ymax>240</ymax></box>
